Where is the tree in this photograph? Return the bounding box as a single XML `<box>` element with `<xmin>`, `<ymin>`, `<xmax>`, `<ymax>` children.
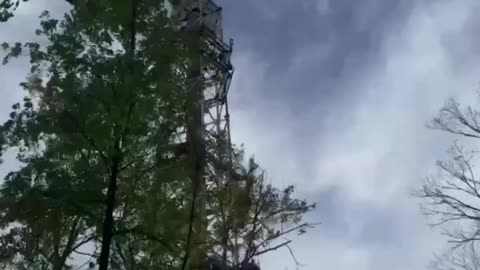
<box><xmin>205</xmin><ymin>146</ymin><xmax>318</xmax><ymax>270</ymax></box>
<box><xmin>0</xmin><ymin>1</ymin><xmax>318</xmax><ymax>269</ymax></box>
<box><xmin>0</xmin><ymin>0</ymin><xmax>190</xmax><ymax>269</ymax></box>
<box><xmin>417</xmin><ymin>97</ymin><xmax>480</xmax><ymax>269</ymax></box>
<box><xmin>431</xmin><ymin>241</ymin><xmax>480</xmax><ymax>270</ymax></box>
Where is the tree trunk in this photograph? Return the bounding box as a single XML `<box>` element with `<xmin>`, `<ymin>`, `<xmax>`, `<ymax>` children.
<box><xmin>98</xmin><ymin>157</ymin><xmax>120</xmax><ymax>270</ymax></box>
<box><xmin>52</xmin><ymin>217</ymin><xmax>81</xmax><ymax>270</ymax></box>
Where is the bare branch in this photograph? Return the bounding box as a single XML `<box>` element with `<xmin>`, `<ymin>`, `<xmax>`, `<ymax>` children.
<box><xmin>428</xmin><ymin>98</ymin><xmax>480</xmax><ymax>139</ymax></box>
<box><xmin>285</xmin><ymin>242</ymin><xmax>304</xmax><ymax>270</ymax></box>
<box><xmin>253</xmin><ymin>240</ymin><xmax>292</xmax><ymax>257</ymax></box>
<box><xmin>431</xmin><ymin>242</ymin><xmax>480</xmax><ymax>270</ymax></box>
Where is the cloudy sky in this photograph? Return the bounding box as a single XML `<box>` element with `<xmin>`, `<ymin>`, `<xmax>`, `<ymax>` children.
<box><xmin>2</xmin><ymin>0</ymin><xmax>480</xmax><ymax>269</ymax></box>
<box><xmin>222</xmin><ymin>0</ymin><xmax>480</xmax><ymax>269</ymax></box>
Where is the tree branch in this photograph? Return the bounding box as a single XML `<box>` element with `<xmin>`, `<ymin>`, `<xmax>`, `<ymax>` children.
<box><xmin>114</xmin><ymin>226</ymin><xmax>175</xmax><ymax>254</ymax></box>
<box><xmin>253</xmin><ymin>240</ymin><xmax>291</xmax><ymax>257</ymax></box>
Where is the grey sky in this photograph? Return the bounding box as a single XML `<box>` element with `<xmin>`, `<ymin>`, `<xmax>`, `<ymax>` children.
<box><xmin>2</xmin><ymin>0</ymin><xmax>480</xmax><ymax>270</ymax></box>
<box><xmin>224</xmin><ymin>0</ymin><xmax>480</xmax><ymax>269</ymax></box>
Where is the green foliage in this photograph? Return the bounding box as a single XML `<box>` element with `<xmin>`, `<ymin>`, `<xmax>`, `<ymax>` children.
<box><xmin>206</xmin><ymin>146</ymin><xmax>317</xmax><ymax>268</ymax></box>
<box><xmin>0</xmin><ymin>0</ymin><xmax>24</xmax><ymax>22</ymax></box>
<box><xmin>0</xmin><ymin>0</ymin><xmax>190</xmax><ymax>268</ymax></box>
<box><xmin>0</xmin><ymin>0</ymin><xmax>317</xmax><ymax>269</ymax></box>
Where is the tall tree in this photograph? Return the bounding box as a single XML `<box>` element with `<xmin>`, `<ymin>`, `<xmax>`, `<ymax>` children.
<box><xmin>0</xmin><ymin>1</ymin><xmax>319</xmax><ymax>270</ymax></box>
<box><xmin>0</xmin><ymin>0</ymin><xmax>190</xmax><ymax>269</ymax></box>
<box><xmin>417</xmin><ymin>97</ymin><xmax>480</xmax><ymax>269</ymax></box>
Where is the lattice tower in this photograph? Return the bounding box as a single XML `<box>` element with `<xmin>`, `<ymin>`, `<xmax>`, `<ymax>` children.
<box><xmin>173</xmin><ymin>0</ymin><xmax>235</xmax><ymax>269</ymax></box>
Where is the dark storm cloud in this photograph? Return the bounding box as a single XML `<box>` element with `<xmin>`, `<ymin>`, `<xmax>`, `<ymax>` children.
<box><xmin>219</xmin><ymin>0</ymin><xmax>415</xmax><ymax>103</ymax></box>
<box><xmin>223</xmin><ymin>0</ymin><xmax>418</xmax><ymax>180</ymax></box>
<box><xmin>3</xmin><ymin>1</ymin><xmax>480</xmax><ymax>269</ymax></box>
<box><xmin>228</xmin><ymin>1</ymin><xmax>480</xmax><ymax>269</ymax></box>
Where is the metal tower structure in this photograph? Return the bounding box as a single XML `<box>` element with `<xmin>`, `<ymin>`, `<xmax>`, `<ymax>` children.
<box><xmin>175</xmin><ymin>0</ymin><xmax>234</xmax><ymax>269</ymax></box>
<box><xmin>178</xmin><ymin>0</ymin><xmax>234</xmax><ymax>146</ymax></box>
